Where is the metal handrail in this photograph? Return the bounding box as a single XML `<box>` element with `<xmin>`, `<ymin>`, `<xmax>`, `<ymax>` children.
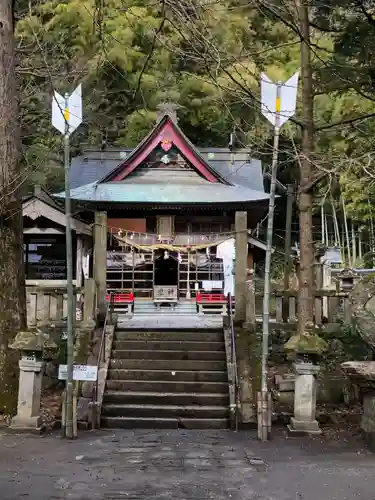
<box><xmin>93</xmin><ymin>292</ymin><xmax>114</xmax><ymax>405</ymax></box>
<box><xmin>228</xmin><ymin>292</ymin><xmax>239</xmax><ymax>431</ymax></box>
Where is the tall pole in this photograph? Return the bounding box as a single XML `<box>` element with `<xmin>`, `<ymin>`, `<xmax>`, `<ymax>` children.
<box><xmin>64</xmin><ymin>92</ymin><xmax>74</xmax><ymax>439</ymax></box>
<box><xmin>260</xmin><ymin>83</ymin><xmax>281</xmax><ymax>442</ymax></box>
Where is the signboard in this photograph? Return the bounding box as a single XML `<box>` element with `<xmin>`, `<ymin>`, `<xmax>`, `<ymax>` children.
<box><xmin>58</xmin><ymin>364</ymin><xmax>98</xmax><ymax>382</ymax></box>
<box><xmin>202</xmin><ymin>280</ymin><xmax>223</xmax><ymax>291</ymax></box>
<box><xmin>153</xmin><ymin>285</ymin><xmax>178</xmax><ymax>301</ymax></box>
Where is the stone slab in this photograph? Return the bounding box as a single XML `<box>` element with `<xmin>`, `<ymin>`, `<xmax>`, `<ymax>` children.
<box><xmin>118</xmin><ymin>314</ymin><xmax>224</xmax><ymax>330</ymax></box>
<box><xmin>288</xmin><ymin>417</ymin><xmax>322</xmax><ymax>435</ymax></box>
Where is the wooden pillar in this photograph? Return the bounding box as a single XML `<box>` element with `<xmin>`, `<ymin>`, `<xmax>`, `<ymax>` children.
<box><xmin>235</xmin><ymin>211</ymin><xmax>248</xmax><ymax>323</ymax></box>
<box><xmin>93</xmin><ymin>212</ymin><xmax>107</xmax><ymax>320</ymax></box>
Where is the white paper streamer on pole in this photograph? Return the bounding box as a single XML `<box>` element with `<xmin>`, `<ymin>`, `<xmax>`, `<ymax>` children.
<box><xmin>259</xmin><ymin>70</ymin><xmax>299</xmax><ymax>442</ymax></box>
<box><xmin>261</xmin><ymin>72</ymin><xmax>299</xmax><ymax>128</ymax></box>
<box><xmin>50</xmin><ymin>83</ymin><xmax>82</xmax><ymax>440</ymax></box>
<box><xmin>52</xmin><ymin>84</ymin><xmax>82</xmax><ymax>136</ymax></box>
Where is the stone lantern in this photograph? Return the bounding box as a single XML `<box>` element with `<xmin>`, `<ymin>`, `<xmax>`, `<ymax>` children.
<box><xmin>9</xmin><ymin>329</ymin><xmax>56</xmax><ymax>432</ymax></box>
<box><xmin>284</xmin><ymin>323</ymin><xmax>328</xmax><ymax>435</ymax></box>
<box><xmin>337</xmin><ymin>268</ymin><xmax>359</xmax><ymax>292</ymax></box>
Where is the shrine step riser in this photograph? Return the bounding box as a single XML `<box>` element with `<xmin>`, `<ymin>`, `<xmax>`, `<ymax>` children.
<box><xmin>114</xmin><ymin>330</ymin><xmax>224</xmax><ymax>342</ymax></box>
<box><xmin>112</xmin><ymin>340</ymin><xmax>225</xmax><ymax>351</ymax></box>
<box><xmin>105</xmin><ymin>380</ymin><xmax>229</xmax><ymax>393</ymax></box>
<box><xmin>109</xmin><ymin>359</ymin><xmax>226</xmax><ymax>371</ymax></box>
<box><xmin>103</xmin><ymin>392</ymin><xmax>229</xmax><ymax>406</ymax></box>
<box><xmin>106</xmin><ymin>369</ymin><xmax>228</xmax><ymax>383</ymax></box>
<box><xmin>111</xmin><ymin>350</ymin><xmax>226</xmax><ymax>361</ymax></box>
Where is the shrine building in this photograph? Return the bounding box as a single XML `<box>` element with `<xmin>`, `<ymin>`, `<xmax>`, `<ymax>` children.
<box><xmin>22</xmin><ymin>104</ymin><xmax>271</xmax><ymax>316</ymax></box>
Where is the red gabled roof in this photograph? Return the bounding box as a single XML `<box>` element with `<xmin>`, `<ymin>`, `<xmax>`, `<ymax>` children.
<box><xmin>100</xmin><ymin>114</ymin><xmax>229</xmax><ymax>184</ymax></box>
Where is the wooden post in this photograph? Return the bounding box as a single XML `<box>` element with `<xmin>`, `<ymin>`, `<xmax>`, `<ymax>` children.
<box><xmin>93</xmin><ymin>212</ymin><xmax>107</xmax><ymax>321</ymax></box>
<box><xmin>235</xmin><ymin>211</ymin><xmax>248</xmax><ymax>323</ymax></box>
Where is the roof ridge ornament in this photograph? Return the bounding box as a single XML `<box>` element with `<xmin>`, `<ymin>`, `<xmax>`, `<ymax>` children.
<box><xmin>156</xmin><ymin>102</ymin><xmax>183</xmax><ymax>123</ymax></box>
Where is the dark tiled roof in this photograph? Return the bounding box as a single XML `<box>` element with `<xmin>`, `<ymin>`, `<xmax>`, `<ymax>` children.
<box><xmin>69</xmin><ymin>148</ymin><xmax>265</xmax><ymax>192</ymax></box>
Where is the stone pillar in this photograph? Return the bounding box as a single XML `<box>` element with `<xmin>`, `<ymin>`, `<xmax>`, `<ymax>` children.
<box><xmin>11</xmin><ymin>356</ymin><xmax>44</xmax><ymax>432</ymax></box>
<box><xmin>93</xmin><ymin>211</ymin><xmax>107</xmax><ymax>320</ymax></box>
<box><xmin>234</xmin><ymin>211</ymin><xmax>248</xmax><ymax>323</ymax></box>
<box><xmin>288</xmin><ymin>362</ymin><xmax>321</xmax><ymax>434</ymax></box>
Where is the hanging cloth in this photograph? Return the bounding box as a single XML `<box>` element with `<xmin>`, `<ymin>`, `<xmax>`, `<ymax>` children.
<box><xmin>216</xmin><ymin>238</ymin><xmax>235</xmax><ymax>296</ymax></box>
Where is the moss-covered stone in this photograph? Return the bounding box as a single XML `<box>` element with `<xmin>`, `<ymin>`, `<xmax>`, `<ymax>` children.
<box><xmin>284</xmin><ymin>332</ymin><xmax>328</xmax><ymax>356</ymax></box>
<box><xmin>9</xmin><ymin>329</ymin><xmax>57</xmax><ymax>353</ymax></box>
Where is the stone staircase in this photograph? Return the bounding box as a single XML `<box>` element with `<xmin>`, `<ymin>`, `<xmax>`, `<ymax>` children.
<box><xmin>101</xmin><ymin>327</ymin><xmax>230</xmax><ymax>429</ymax></box>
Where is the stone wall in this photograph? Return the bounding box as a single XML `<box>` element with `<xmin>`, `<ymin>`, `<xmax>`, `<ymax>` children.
<box><xmin>236</xmin><ymin>323</ymin><xmax>261</xmax><ymax>424</ymax></box>
<box><xmin>235</xmin><ymin>321</ymin><xmax>370</xmax><ymax>424</ymax></box>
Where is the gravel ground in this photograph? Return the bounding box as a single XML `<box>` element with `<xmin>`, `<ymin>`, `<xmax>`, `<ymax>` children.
<box><xmin>0</xmin><ymin>428</ymin><xmax>373</xmax><ymax>500</ymax></box>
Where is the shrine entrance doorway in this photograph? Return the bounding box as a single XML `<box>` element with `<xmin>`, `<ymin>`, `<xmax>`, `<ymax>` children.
<box><xmin>153</xmin><ymin>251</ymin><xmax>179</xmax><ymax>306</ymax></box>
<box><xmin>154</xmin><ymin>251</ymin><xmax>178</xmax><ymax>287</ymax></box>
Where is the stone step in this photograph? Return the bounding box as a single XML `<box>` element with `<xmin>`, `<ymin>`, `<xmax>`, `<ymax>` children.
<box><xmin>135</xmin><ymin>306</ymin><xmax>196</xmax><ymax>309</ymax></box>
<box><xmin>107</xmin><ymin>369</ymin><xmax>228</xmax><ymax>382</ymax></box>
<box><xmin>112</xmin><ymin>340</ymin><xmax>225</xmax><ymax>351</ymax></box>
<box><xmin>100</xmin><ymin>416</ymin><xmax>229</xmax><ymax>429</ymax></box>
<box><xmin>102</xmin><ymin>391</ymin><xmax>229</xmax><ymax>406</ymax></box>
<box><xmin>111</xmin><ymin>349</ymin><xmax>226</xmax><ymax>361</ymax></box>
<box><xmin>101</xmin><ymin>404</ymin><xmax>230</xmax><ymax>419</ymax></box>
<box><xmin>105</xmin><ymin>379</ymin><xmax>229</xmax><ymax>393</ymax></box>
<box><xmin>133</xmin><ymin>312</ymin><xmax>198</xmax><ymax>316</ymax></box>
<box><xmin>135</xmin><ymin>304</ymin><xmax>195</xmax><ymax>307</ymax></box>
<box><xmin>109</xmin><ymin>359</ymin><xmax>226</xmax><ymax>371</ymax></box>
<box><xmin>115</xmin><ymin>330</ymin><xmax>224</xmax><ymax>342</ymax></box>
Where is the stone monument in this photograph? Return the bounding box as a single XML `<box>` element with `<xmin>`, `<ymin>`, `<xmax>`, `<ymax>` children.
<box><xmin>285</xmin><ymin>322</ymin><xmax>328</xmax><ymax>434</ymax></box>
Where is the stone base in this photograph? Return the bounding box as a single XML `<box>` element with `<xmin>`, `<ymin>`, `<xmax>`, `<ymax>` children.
<box><xmin>9</xmin><ymin>415</ymin><xmax>43</xmax><ymax>434</ymax></box>
<box><xmin>287</xmin><ymin>417</ymin><xmax>321</xmax><ymax>435</ymax></box>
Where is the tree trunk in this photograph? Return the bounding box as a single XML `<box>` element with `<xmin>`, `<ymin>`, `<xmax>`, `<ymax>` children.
<box><xmin>0</xmin><ymin>0</ymin><xmax>26</xmax><ymax>415</ymax></box>
<box><xmin>297</xmin><ymin>0</ymin><xmax>314</xmax><ymax>334</ymax></box>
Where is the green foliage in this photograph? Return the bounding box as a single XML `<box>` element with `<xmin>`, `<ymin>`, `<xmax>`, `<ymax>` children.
<box><xmin>13</xmin><ymin>0</ymin><xmax>375</xmax><ymax>229</ymax></box>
